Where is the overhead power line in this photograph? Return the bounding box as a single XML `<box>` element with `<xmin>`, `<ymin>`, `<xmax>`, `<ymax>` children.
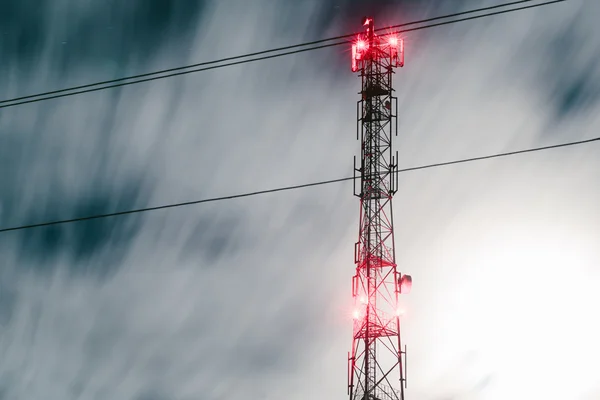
<box><xmin>0</xmin><ymin>0</ymin><xmax>540</xmax><ymax>107</ymax></box>
<box><xmin>1</xmin><ymin>135</ymin><xmax>596</xmax><ymax>234</ymax></box>
<box><xmin>0</xmin><ymin>0</ymin><xmax>565</xmax><ymax>110</ymax></box>
<box><xmin>389</xmin><ymin>0</ymin><xmax>565</xmax><ymax>35</ymax></box>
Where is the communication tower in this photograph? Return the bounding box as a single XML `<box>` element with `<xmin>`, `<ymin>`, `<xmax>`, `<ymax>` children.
<box><xmin>348</xmin><ymin>17</ymin><xmax>412</xmax><ymax>400</ymax></box>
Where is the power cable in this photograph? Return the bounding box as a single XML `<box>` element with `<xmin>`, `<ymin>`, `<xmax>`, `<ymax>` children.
<box><xmin>1</xmin><ymin>135</ymin><xmax>597</xmax><ymax>234</ymax></box>
<box><xmin>0</xmin><ymin>0</ymin><xmax>565</xmax><ymax>110</ymax></box>
<box><xmin>389</xmin><ymin>0</ymin><xmax>565</xmax><ymax>35</ymax></box>
<box><xmin>0</xmin><ymin>0</ymin><xmax>540</xmax><ymax>107</ymax></box>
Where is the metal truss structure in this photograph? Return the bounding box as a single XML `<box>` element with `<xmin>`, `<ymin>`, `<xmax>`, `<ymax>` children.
<box><xmin>348</xmin><ymin>17</ymin><xmax>412</xmax><ymax>400</ymax></box>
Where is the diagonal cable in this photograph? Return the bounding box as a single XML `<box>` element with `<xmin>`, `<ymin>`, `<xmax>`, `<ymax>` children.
<box><xmin>0</xmin><ymin>0</ymin><xmax>565</xmax><ymax>110</ymax></box>
<box><xmin>0</xmin><ymin>135</ymin><xmax>596</xmax><ymax>234</ymax></box>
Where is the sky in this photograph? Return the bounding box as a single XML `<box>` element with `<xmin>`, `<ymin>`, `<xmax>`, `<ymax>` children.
<box><xmin>0</xmin><ymin>0</ymin><xmax>599</xmax><ymax>399</ymax></box>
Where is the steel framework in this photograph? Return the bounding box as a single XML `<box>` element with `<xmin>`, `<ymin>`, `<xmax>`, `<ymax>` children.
<box><xmin>348</xmin><ymin>17</ymin><xmax>412</xmax><ymax>400</ymax></box>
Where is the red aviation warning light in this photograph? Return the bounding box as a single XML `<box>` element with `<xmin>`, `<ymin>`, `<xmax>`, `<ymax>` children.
<box><xmin>389</xmin><ymin>36</ymin><xmax>405</xmax><ymax>68</ymax></box>
<box><xmin>351</xmin><ymin>31</ymin><xmax>404</xmax><ymax>72</ymax></box>
<box><xmin>351</xmin><ymin>40</ymin><xmax>367</xmax><ymax>72</ymax></box>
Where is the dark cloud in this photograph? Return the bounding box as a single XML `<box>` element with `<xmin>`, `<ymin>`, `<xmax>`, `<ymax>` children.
<box><xmin>311</xmin><ymin>0</ymin><xmax>460</xmax><ymax>35</ymax></box>
<box><xmin>514</xmin><ymin>6</ymin><xmax>600</xmax><ymax>121</ymax></box>
<box><xmin>555</xmin><ymin>69</ymin><xmax>600</xmax><ymax>117</ymax></box>
<box><xmin>266</xmin><ymin>0</ymin><xmax>423</xmax><ymax>42</ymax></box>
<box><xmin>0</xmin><ymin>282</ymin><xmax>17</xmax><ymax>328</ymax></box>
<box><xmin>12</xmin><ymin>176</ymin><xmax>147</xmax><ymax>277</ymax></box>
<box><xmin>0</xmin><ymin>1</ymin><xmax>49</xmax><ymax>65</ymax></box>
<box><xmin>548</xmin><ymin>27</ymin><xmax>600</xmax><ymax>119</ymax></box>
<box><xmin>0</xmin><ymin>0</ymin><xmax>208</xmax><ymax>76</ymax></box>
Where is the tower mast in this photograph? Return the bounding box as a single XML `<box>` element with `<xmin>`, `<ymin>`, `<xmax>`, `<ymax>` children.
<box><xmin>348</xmin><ymin>17</ymin><xmax>412</xmax><ymax>400</ymax></box>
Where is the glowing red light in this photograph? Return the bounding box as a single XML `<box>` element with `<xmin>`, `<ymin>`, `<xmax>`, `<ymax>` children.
<box><xmin>353</xmin><ymin>309</ymin><xmax>360</xmax><ymax>319</ymax></box>
<box><xmin>352</xmin><ymin>39</ymin><xmax>367</xmax><ymax>72</ymax></box>
<box><xmin>388</xmin><ymin>37</ymin><xmax>398</xmax><ymax>46</ymax></box>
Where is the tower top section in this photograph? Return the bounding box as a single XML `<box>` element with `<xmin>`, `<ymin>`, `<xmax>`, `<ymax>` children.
<box><xmin>351</xmin><ymin>17</ymin><xmax>404</xmax><ymax>72</ymax></box>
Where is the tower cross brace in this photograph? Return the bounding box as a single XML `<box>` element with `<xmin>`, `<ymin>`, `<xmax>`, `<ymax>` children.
<box><xmin>348</xmin><ymin>17</ymin><xmax>412</xmax><ymax>400</ymax></box>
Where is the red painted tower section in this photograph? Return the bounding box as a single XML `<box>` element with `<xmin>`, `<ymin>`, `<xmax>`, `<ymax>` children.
<box><xmin>348</xmin><ymin>17</ymin><xmax>412</xmax><ymax>400</ymax></box>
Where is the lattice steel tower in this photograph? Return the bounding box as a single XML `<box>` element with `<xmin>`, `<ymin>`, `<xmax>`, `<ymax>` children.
<box><xmin>348</xmin><ymin>17</ymin><xmax>412</xmax><ymax>400</ymax></box>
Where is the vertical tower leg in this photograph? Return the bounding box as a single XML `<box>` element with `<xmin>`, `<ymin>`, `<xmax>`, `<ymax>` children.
<box><xmin>348</xmin><ymin>17</ymin><xmax>411</xmax><ymax>400</ymax></box>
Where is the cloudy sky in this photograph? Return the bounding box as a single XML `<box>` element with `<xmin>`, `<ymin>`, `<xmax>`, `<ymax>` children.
<box><xmin>0</xmin><ymin>0</ymin><xmax>599</xmax><ymax>399</ymax></box>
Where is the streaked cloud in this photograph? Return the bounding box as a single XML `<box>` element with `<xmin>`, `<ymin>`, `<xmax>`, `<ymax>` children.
<box><xmin>0</xmin><ymin>0</ymin><xmax>598</xmax><ymax>399</ymax></box>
